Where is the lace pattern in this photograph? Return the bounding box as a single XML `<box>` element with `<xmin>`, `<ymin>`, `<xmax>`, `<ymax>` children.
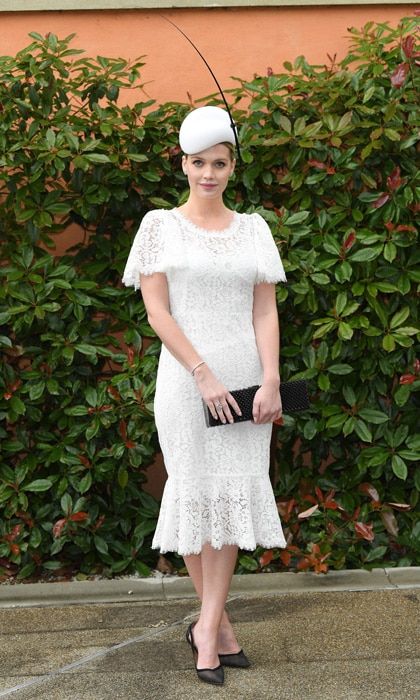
<box><xmin>122</xmin><ymin>208</ymin><xmax>287</xmax><ymax>555</ymax></box>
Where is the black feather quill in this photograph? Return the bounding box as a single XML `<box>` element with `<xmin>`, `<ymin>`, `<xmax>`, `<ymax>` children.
<box><xmin>161</xmin><ymin>14</ymin><xmax>242</xmax><ymax>162</ymax></box>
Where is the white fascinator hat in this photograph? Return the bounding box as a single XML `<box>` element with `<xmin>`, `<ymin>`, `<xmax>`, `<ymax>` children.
<box><xmin>179</xmin><ymin>106</ymin><xmax>238</xmax><ymax>155</ymax></box>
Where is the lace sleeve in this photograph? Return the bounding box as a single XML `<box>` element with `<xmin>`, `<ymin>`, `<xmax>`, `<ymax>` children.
<box><xmin>122</xmin><ymin>210</ymin><xmax>168</xmax><ymax>290</ymax></box>
<box><xmin>252</xmin><ymin>213</ymin><xmax>287</xmax><ymax>285</ymax></box>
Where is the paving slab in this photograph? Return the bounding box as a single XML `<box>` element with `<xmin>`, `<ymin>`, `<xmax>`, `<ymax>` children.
<box><xmin>0</xmin><ymin>589</ymin><xmax>419</xmax><ymax>700</ymax></box>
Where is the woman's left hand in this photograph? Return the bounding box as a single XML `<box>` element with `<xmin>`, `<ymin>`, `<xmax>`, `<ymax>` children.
<box><xmin>252</xmin><ymin>382</ymin><xmax>282</xmax><ymax>424</ymax></box>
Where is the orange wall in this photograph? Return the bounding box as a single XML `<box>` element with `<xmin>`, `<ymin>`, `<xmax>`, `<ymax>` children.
<box><xmin>1</xmin><ymin>6</ymin><xmax>416</xmax><ymax>106</ymax></box>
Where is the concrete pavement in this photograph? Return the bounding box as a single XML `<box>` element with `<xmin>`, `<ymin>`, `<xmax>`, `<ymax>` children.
<box><xmin>0</xmin><ymin>568</ymin><xmax>419</xmax><ymax>700</ymax></box>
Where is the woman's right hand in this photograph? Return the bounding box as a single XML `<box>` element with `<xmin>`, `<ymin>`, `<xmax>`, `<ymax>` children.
<box><xmin>193</xmin><ymin>363</ymin><xmax>241</xmax><ymax>424</ymax></box>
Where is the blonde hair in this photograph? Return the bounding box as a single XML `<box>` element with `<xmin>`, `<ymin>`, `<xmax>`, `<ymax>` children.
<box><xmin>183</xmin><ymin>142</ymin><xmax>235</xmax><ymax>161</ymax></box>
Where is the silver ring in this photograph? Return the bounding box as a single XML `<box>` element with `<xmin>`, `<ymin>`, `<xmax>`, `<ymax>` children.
<box><xmin>215</xmin><ymin>402</ymin><xmax>223</xmax><ymax>411</ymax></box>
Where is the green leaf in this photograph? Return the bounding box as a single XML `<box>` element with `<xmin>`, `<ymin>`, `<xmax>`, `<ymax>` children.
<box><xmin>238</xmin><ymin>554</ymin><xmax>259</xmax><ymax>571</ymax></box>
<box><xmin>328</xmin><ymin>364</ymin><xmax>353</xmax><ymax>375</ymax></box>
<box><xmin>29</xmin><ymin>381</ymin><xmax>45</xmax><ymax>401</ymax></box>
<box><xmin>326</xmin><ymin>413</ymin><xmax>347</xmax><ymax>429</ymax></box>
<box><xmin>23</xmin><ymin>479</ymin><xmax>53</xmax><ymax>492</ymax></box>
<box><xmin>382</xmin><ymin>335</ymin><xmax>396</xmax><ymax>352</ymax></box>
<box><xmin>343</xmin><ymin>385</ymin><xmax>356</xmax><ymax>406</ymax></box>
<box><xmin>391</xmin><ymin>455</ymin><xmax>407</xmax><ymax>480</ymax></box>
<box><xmin>286</xmin><ymin>211</ymin><xmax>310</xmax><ymax>225</ymax></box>
<box><xmin>61</xmin><ymin>493</ymin><xmax>72</xmax><ymax>514</ymax></box>
<box><xmin>317</xmin><ymin>373</ymin><xmax>330</xmax><ymax>391</ymax></box>
<box><xmin>336</xmin><ymin>292</ymin><xmax>347</xmax><ymax>316</ymax></box>
<box><xmin>384</xmin><ymin>242</ymin><xmax>397</xmax><ymax>262</ymax></box>
<box><xmin>349</xmin><ymin>248</ymin><xmax>381</xmax><ymax>262</ymax></box>
<box><xmin>94</xmin><ymin>534</ymin><xmax>109</xmax><ymax>554</ymax></box>
<box><xmin>338</xmin><ymin>322</ymin><xmax>353</xmax><ymax>340</ymax></box>
<box><xmin>9</xmin><ymin>396</ymin><xmax>26</xmax><ymax>415</ymax></box>
<box><xmin>358</xmin><ymin>409</ymin><xmax>389</xmax><ymax>424</ymax></box>
<box><xmin>389</xmin><ymin>307</ymin><xmax>410</xmax><ymax>329</ymax></box>
<box><xmin>78</xmin><ymin>473</ymin><xmax>92</xmax><ymax>494</ymax></box>
<box><xmin>126</xmin><ymin>153</ymin><xmax>148</xmax><ymax>162</ymax></box>
<box><xmin>384</xmin><ymin>128</ymin><xmax>400</xmax><ymax>142</ymax></box>
<box><xmin>84</xmin><ymin>153</ymin><xmax>111</xmax><ymax>163</ymax></box>
<box><xmin>365</xmin><ymin>545</ymin><xmax>387</xmax><ymax>562</ymax></box>
<box><xmin>354</xmin><ymin>419</ymin><xmax>372</xmax><ymax>443</ymax></box>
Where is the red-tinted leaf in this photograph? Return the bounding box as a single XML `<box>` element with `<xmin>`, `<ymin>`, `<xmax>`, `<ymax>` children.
<box><xmin>119</xmin><ymin>420</ymin><xmax>127</xmax><ymax>440</ymax></box>
<box><xmin>326</xmin><ymin>166</ymin><xmax>336</xmax><ymax>175</ymax></box>
<box><xmin>10</xmin><ymin>543</ymin><xmax>20</xmax><ymax>556</ymax></box>
<box><xmin>386</xmin><ymin>166</ymin><xmax>402</xmax><ymax>191</ymax></box>
<box><xmin>93</xmin><ymin>514</ymin><xmax>106</xmax><ymax>531</ymax></box>
<box><xmin>414</xmin><ymin>359</ymin><xmax>420</xmax><ymax>373</ymax></box>
<box><xmin>69</xmin><ymin>511</ymin><xmax>89</xmax><ymax>522</ymax></box>
<box><xmin>372</xmin><ymin>193</ymin><xmax>390</xmax><ymax>209</ymax></box>
<box><xmin>402</xmin><ymin>35</ymin><xmax>416</xmax><ymax>58</ymax></box>
<box><xmin>298</xmin><ymin>504</ymin><xmax>319</xmax><ymax>519</ymax></box>
<box><xmin>53</xmin><ymin>518</ymin><xmax>67</xmax><ymax>539</ymax></box>
<box><xmin>324</xmin><ymin>499</ymin><xmax>338</xmax><ymax>510</ymax></box>
<box><xmin>300</xmin><ymin>493</ymin><xmax>318</xmax><ymax>505</ymax></box>
<box><xmin>125</xmin><ymin>440</ymin><xmax>136</xmax><ymax>449</ymax></box>
<box><xmin>3</xmin><ymin>392</ymin><xmax>12</xmax><ymax>400</ymax></box>
<box><xmin>308</xmin><ymin>159</ymin><xmax>326</xmax><ymax>170</ymax></box>
<box><xmin>107</xmin><ymin>385</ymin><xmax>120</xmax><ymax>401</ymax></box>
<box><xmin>259</xmin><ymin>549</ymin><xmax>274</xmax><ymax>567</ymax></box>
<box><xmin>399</xmin><ymin>374</ymin><xmax>416</xmax><ymax>385</ymax></box>
<box><xmin>157</xmin><ymin>554</ymin><xmax>174</xmax><ymax>574</ymax></box>
<box><xmin>380</xmin><ymin>509</ymin><xmax>399</xmax><ymax>537</ymax></box>
<box><xmin>315</xmin><ymin>486</ymin><xmax>324</xmax><ymax>501</ymax></box>
<box><xmin>342</xmin><ymin>230</ymin><xmax>356</xmax><ymax>251</ymax></box>
<box><xmin>387</xmin><ymin>502</ymin><xmax>411</xmax><ymax>511</ymax></box>
<box><xmin>79</xmin><ymin>455</ymin><xmax>91</xmax><ymax>468</ymax></box>
<box><xmin>273</xmin><ymin>416</ymin><xmax>284</xmax><ymax>426</ymax></box>
<box><xmin>10</xmin><ymin>524</ymin><xmax>22</xmax><ymax>541</ymax></box>
<box><xmin>127</xmin><ymin>348</ymin><xmax>135</xmax><ymax>366</ymax></box>
<box><xmin>395</xmin><ymin>224</ymin><xmax>416</xmax><ymax>233</ymax></box>
<box><xmin>16</xmin><ymin>511</ymin><xmax>34</xmax><ymax>528</ymax></box>
<box><xmin>390</xmin><ymin>63</ymin><xmax>409</xmax><ymax>88</ymax></box>
<box><xmin>354</xmin><ymin>521</ymin><xmax>375</xmax><ymax>541</ymax></box>
<box><xmin>267</xmin><ymin>66</ymin><xmax>273</xmax><ymax>77</ymax></box>
<box><xmin>296</xmin><ymin>557</ymin><xmax>311</xmax><ymax>571</ymax></box>
<box><xmin>384</xmin><ymin>221</ymin><xmax>394</xmax><ymax>232</ymax></box>
<box><xmin>359</xmin><ymin>482</ymin><xmax>380</xmax><ymax>502</ymax></box>
<box><xmin>280</xmin><ymin>549</ymin><xmax>291</xmax><ymax>566</ymax></box>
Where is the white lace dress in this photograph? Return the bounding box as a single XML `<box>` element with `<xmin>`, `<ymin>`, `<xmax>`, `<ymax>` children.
<box><xmin>122</xmin><ymin>208</ymin><xmax>287</xmax><ymax>555</ymax></box>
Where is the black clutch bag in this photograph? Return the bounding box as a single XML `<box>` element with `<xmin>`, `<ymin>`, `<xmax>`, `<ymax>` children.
<box><xmin>203</xmin><ymin>379</ymin><xmax>309</xmax><ymax>427</ymax></box>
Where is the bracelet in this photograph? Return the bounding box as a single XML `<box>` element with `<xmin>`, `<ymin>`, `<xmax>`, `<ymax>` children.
<box><xmin>191</xmin><ymin>360</ymin><xmax>205</xmax><ymax>376</ymax></box>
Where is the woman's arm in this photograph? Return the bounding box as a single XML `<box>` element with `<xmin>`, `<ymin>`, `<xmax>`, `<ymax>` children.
<box><xmin>140</xmin><ymin>272</ymin><xmax>241</xmax><ymax>423</ymax></box>
<box><xmin>141</xmin><ymin>272</ymin><xmax>201</xmax><ymax>373</ymax></box>
<box><xmin>252</xmin><ymin>282</ymin><xmax>282</xmax><ymax>423</ymax></box>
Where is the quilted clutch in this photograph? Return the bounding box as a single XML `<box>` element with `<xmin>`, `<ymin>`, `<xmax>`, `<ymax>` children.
<box><xmin>203</xmin><ymin>379</ymin><xmax>309</xmax><ymax>427</ymax></box>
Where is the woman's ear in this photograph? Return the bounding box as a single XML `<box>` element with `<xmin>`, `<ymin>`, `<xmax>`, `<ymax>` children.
<box><xmin>181</xmin><ymin>155</ymin><xmax>187</xmax><ymax>175</ymax></box>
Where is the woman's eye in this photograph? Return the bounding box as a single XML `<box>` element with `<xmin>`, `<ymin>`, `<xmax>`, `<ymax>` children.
<box><xmin>215</xmin><ymin>161</ymin><xmax>226</xmax><ymax>168</ymax></box>
<box><xmin>192</xmin><ymin>160</ymin><xmax>203</xmax><ymax>166</ymax></box>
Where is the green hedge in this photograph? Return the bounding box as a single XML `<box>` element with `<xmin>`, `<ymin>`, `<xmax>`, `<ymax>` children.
<box><xmin>0</xmin><ymin>20</ymin><xmax>419</xmax><ymax>580</ymax></box>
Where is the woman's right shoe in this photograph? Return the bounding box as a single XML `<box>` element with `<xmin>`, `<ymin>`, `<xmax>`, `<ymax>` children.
<box><xmin>186</xmin><ymin>623</ymin><xmax>225</xmax><ymax>686</ymax></box>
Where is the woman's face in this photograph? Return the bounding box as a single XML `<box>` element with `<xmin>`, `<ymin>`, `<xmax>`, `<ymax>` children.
<box><xmin>182</xmin><ymin>144</ymin><xmax>235</xmax><ymax>200</ymax></box>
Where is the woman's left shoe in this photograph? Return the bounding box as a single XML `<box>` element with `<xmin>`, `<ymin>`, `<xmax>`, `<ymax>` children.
<box><xmin>218</xmin><ymin>649</ymin><xmax>251</xmax><ymax>668</ymax></box>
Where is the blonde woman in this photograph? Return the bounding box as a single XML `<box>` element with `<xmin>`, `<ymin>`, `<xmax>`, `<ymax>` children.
<box><xmin>122</xmin><ymin>106</ymin><xmax>287</xmax><ymax>686</ymax></box>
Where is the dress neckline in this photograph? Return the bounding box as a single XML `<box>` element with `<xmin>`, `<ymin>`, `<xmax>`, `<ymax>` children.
<box><xmin>171</xmin><ymin>208</ymin><xmax>239</xmax><ymax>234</ymax></box>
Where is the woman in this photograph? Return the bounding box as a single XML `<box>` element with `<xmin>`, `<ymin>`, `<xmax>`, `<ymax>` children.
<box><xmin>122</xmin><ymin>106</ymin><xmax>287</xmax><ymax>686</ymax></box>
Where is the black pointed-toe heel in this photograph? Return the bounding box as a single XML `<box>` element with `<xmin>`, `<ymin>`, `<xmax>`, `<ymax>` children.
<box><xmin>219</xmin><ymin>649</ymin><xmax>251</xmax><ymax>668</ymax></box>
<box><xmin>187</xmin><ymin>623</ymin><xmax>225</xmax><ymax>686</ymax></box>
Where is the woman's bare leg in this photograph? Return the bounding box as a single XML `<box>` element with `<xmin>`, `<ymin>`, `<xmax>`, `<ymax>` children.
<box><xmin>184</xmin><ymin>552</ymin><xmax>241</xmax><ymax>654</ymax></box>
<box><xmin>184</xmin><ymin>543</ymin><xmax>239</xmax><ymax>669</ymax></box>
